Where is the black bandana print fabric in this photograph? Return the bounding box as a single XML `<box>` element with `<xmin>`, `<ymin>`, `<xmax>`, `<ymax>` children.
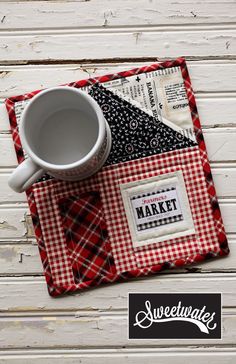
<box><xmin>88</xmin><ymin>84</ymin><xmax>197</xmax><ymax>166</ymax></box>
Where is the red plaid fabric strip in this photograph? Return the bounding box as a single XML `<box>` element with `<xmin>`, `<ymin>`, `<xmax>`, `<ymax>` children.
<box><xmin>59</xmin><ymin>192</ymin><xmax>115</xmax><ymax>283</ymax></box>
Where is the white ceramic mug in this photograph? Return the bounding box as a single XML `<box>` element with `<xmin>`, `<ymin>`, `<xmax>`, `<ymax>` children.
<box><xmin>8</xmin><ymin>86</ymin><xmax>112</xmax><ymax>193</ymax></box>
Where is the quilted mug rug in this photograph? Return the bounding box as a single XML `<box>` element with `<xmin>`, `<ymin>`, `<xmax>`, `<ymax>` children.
<box><xmin>5</xmin><ymin>58</ymin><xmax>229</xmax><ymax>296</ymax></box>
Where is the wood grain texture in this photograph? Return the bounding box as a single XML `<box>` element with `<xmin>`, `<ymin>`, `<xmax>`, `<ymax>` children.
<box><xmin>0</xmin><ymin>28</ymin><xmax>235</xmax><ymax>62</ymax></box>
<box><xmin>0</xmin><ymin>350</ymin><xmax>236</xmax><ymax>364</ymax></box>
<box><xmin>0</xmin><ymin>309</ymin><xmax>235</xmax><ymax>348</ymax></box>
<box><xmin>0</xmin><ymin>239</ymin><xmax>235</xmax><ymax>275</ymax></box>
<box><xmin>0</xmin><ymin>273</ymin><xmax>235</xmax><ymax>312</ymax></box>
<box><xmin>1</xmin><ymin>0</ymin><xmax>236</xmax><ymax>30</ymax></box>
<box><xmin>0</xmin><ymin>199</ymin><xmax>235</xmax><ymax>238</ymax></box>
<box><xmin>1</xmin><ymin>129</ymin><xmax>235</xmax><ymax>167</ymax></box>
<box><xmin>1</xmin><ymin>165</ymin><xmax>235</xmax><ymax>203</ymax></box>
<box><xmin>0</xmin><ymin>0</ymin><xmax>236</xmax><ymax>360</ymax></box>
<box><xmin>0</xmin><ymin>62</ymin><xmax>236</xmax><ymax>99</ymax></box>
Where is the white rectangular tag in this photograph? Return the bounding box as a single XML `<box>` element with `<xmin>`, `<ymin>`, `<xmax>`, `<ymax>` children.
<box><xmin>120</xmin><ymin>171</ymin><xmax>195</xmax><ymax>248</ymax></box>
<box><xmin>131</xmin><ymin>187</ymin><xmax>183</xmax><ymax>231</ymax></box>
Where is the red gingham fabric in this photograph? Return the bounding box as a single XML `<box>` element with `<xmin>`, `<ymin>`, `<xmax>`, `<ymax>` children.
<box><xmin>5</xmin><ymin>58</ymin><xmax>229</xmax><ymax>296</ymax></box>
<box><xmin>98</xmin><ymin>146</ymin><xmax>220</xmax><ymax>272</ymax></box>
<box><xmin>31</xmin><ymin>145</ymin><xmax>222</xmax><ymax>289</ymax></box>
<box><xmin>33</xmin><ymin>176</ymin><xmax>117</xmax><ymax>288</ymax></box>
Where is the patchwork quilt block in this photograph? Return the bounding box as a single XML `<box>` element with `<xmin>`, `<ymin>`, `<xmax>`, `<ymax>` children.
<box><xmin>5</xmin><ymin>58</ymin><xmax>229</xmax><ymax>296</ymax></box>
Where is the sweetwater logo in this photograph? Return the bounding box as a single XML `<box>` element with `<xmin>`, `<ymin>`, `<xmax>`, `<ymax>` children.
<box><xmin>128</xmin><ymin>293</ymin><xmax>221</xmax><ymax>339</ymax></box>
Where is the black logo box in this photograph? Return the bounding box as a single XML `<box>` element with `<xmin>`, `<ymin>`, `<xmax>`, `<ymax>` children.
<box><xmin>128</xmin><ymin>293</ymin><xmax>221</xmax><ymax>339</ymax></box>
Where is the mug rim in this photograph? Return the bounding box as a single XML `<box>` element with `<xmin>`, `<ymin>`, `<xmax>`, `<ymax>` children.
<box><xmin>19</xmin><ymin>86</ymin><xmax>106</xmax><ymax>171</ymax></box>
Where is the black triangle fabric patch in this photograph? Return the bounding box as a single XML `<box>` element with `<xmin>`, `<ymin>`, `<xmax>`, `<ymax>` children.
<box><xmin>88</xmin><ymin>84</ymin><xmax>197</xmax><ymax>165</ymax></box>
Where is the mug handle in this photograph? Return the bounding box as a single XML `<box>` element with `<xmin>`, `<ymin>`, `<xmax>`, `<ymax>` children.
<box><xmin>8</xmin><ymin>158</ymin><xmax>45</xmax><ymax>193</ymax></box>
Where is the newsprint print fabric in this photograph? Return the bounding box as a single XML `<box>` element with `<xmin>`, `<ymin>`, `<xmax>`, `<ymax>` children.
<box><xmin>88</xmin><ymin>84</ymin><xmax>196</xmax><ymax>165</ymax></box>
<box><xmin>5</xmin><ymin>58</ymin><xmax>229</xmax><ymax>296</ymax></box>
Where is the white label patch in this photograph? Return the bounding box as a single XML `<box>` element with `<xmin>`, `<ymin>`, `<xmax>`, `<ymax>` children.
<box><xmin>120</xmin><ymin>171</ymin><xmax>195</xmax><ymax>248</ymax></box>
<box><xmin>131</xmin><ymin>187</ymin><xmax>183</xmax><ymax>231</ymax></box>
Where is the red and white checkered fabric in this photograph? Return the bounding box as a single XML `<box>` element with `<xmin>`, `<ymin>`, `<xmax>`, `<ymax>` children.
<box><xmin>32</xmin><ymin>145</ymin><xmax>220</xmax><ymax>284</ymax></box>
<box><xmin>33</xmin><ymin>177</ymin><xmax>116</xmax><ymax>287</ymax></box>
<box><xmin>99</xmin><ymin>146</ymin><xmax>220</xmax><ymax>272</ymax></box>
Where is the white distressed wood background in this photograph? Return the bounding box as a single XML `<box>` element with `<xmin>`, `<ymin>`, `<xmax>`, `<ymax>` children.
<box><xmin>0</xmin><ymin>0</ymin><xmax>236</xmax><ymax>363</ymax></box>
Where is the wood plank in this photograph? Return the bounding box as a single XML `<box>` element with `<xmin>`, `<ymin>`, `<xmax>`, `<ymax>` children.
<box><xmin>0</xmin><ymin>309</ymin><xmax>235</xmax><ymax>348</ymax></box>
<box><xmin>1</xmin><ymin>0</ymin><xmax>236</xmax><ymax>30</ymax></box>
<box><xmin>0</xmin><ymin>165</ymin><xmax>236</xmax><ymax>204</ymax></box>
<box><xmin>0</xmin><ymin>135</ymin><xmax>18</xmax><ymax>167</ymax></box>
<box><xmin>0</xmin><ymin>29</ymin><xmax>235</xmax><ymax>62</ymax></box>
<box><xmin>1</xmin><ymin>129</ymin><xmax>236</xmax><ymax>168</ymax></box>
<box><xmin>1</xmin><ymin>62</ymin><xmax>236</xmax><ymax>100</ymax></box>
<box><xmin>0</xmin><ymin>173</ymin><xmax>27</xmax><ymax>204</ymax></box>
<box><xmin>0</xmin><ymin>273</ymin><xmax>235</xmax><ymax>311</ymax></box>
<box><xmin>0</xmin><ymin>201</ymin><xmax>235</xmax><ymax>240</ymax></box>
<box><xmin>0</xmin><ymin>103</ymin><xmax>10</xmax><ymax>131</ymax></box>
<box><xmin>1</xmin><ymin>65</ymin><xmax>236</xmax><ymax>136</ymax></box>
<box><xmin>0</xmin><ymin>207</ymin><xmax>31</xmax><ymax>239</ymax></box>
<box><xmin>211</xmin><ymin>167</ymin><xmax>236</xmax><ymax>197</ymax></box>
<box><xmin>0</xmin><ymin>238</ymin><xmax>235</xmax><ymax>276</ymax></box>
<box><xmin>2</xmin><ymin>96</ymin><xmax>236</xmax><ymax>132</ymax></box>
<box><xmin>1</xmin><ymin>63</ymin><xmax>236</xmax><ymax>131</ymax></box>
<box><xmin>197</xmin><ymin>97</ymin><xmax>236</xmax><ymax>127</ymax></box>
<box><xmin>203</xmin><ymin>129</ymin><xmax>236</xmax><ymax>161</ymax></box>
<box><xmin>0</xmin><ymin>348</ymin><xmax>236</xmax><ymax>364</ymax></box>
<box><xmin>0</xmin><ymin>244</ymin><xmax>42</xmax><ymax>275</ymax></box>
<box><xmin>0</xmin><ymin>174</ymin><xmax>27</xmax><ymax>204</ymax></box>
<box><xmin>190</xmin><ymin>62</ymin><xmax>236</xmax><ymax>93</ymax></box>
